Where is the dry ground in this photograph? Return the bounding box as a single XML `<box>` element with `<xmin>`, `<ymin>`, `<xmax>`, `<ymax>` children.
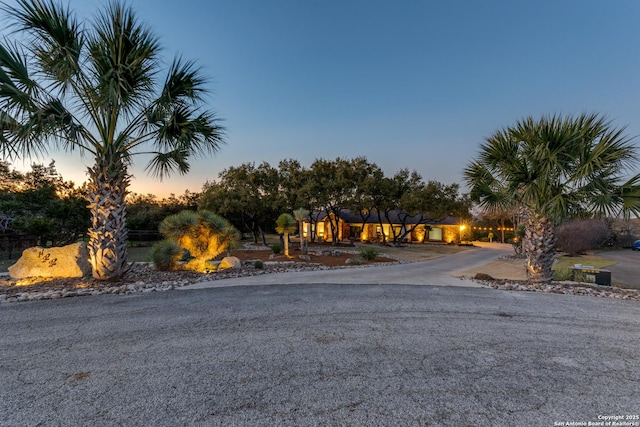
<box><xmin>452</xmin><ymin>258</ymin><xmax>528</xmax><ymax>281</ymax></box>
<box><xmin>214</xmin><ymin>246</ymin><xmax>397</xmax><ymax>267</ymax></box>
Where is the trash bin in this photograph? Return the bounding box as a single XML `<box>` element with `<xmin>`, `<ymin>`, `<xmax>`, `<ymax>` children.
<box><xmin>571</xmin><ymin>266</ymin><xmax>611</xmax><ymax>286</ymax></box>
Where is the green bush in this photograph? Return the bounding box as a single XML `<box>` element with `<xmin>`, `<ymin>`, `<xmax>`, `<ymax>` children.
<box><xmin>150</xmin><ymin>239</ymin><xmax>183</xmax><ymax>271</ymax></box>
<box><xmin>552</xmin><ymin>267</ymin><xmax>595</xmax><ymax>282</ymax></box>
<box><xmin>359</xmin><ymin>247</ymin><xmax>379</xmax><ymax>261</ymax></box>
<box><xmin>254</xmin><ymin>260</ymin><xmax>264</xmax><ymax>269</ymax></box>
<box><xmin>554</xmin><ymin>267</ymin><xmax>594</xmax><ymax>283</ymax></box>
<box><xmin>553</xmin><ymin>267</ymin><xmax>572</xmax><ymax>281</ymax></box>
<box><xmin>271</xmin><ymin>243</ymin><xmax>282</xmax><ymax>254</ymax></box>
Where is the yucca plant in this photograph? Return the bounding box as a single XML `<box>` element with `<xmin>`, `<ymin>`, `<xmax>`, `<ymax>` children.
<box><xmin>0</xmin><ymin>1</ymin><xmax>224</xmax><ymax>279</ymax></box>
<box><xmin>150</xmin><ymin>239</ymin><xmax>182</xmax><ymax>271</ymax></box>
<box><xmin>465</xmin><ymin>113</ymin><xmax>640</xmax><ymax>284</ymax></box>
<box><xmin>159</xmin><ymin>210</ymin><xmax>238</xmax><ymax>272</ymax></box>
<box><xmin>293</xmin><ymin>207</ymin><xmax>309</xmax><ymax>254</ymax></box>
<box><xmin>275</xmin><ymin>213</ymin><xmax>296</xmax><ymax>257</ymax></box>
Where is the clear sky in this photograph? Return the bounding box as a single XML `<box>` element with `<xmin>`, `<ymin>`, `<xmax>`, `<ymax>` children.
<box><xmin>3</xmin><ymin>0</ymin><xmax>640</xmax><ymax>197</ymax></box>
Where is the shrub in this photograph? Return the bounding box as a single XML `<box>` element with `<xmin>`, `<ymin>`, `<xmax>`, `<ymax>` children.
<box><xmin>555</xmin><ymin>219</ymin><xmax>611</xmax><ymax>256</ymax></box>
<box><xmin>159</xmin><ymin>210</ymin><xmax>239</xmax><ymax>272</ymax></box>
<box><xmin>150</xmin><ymin>239</ymin><xmax>183</xmax><ymax>270</ymax></box>
<box><xmin>271</xmin><ymin>243</ymin><xmax>282</xmax><ymax>254</ymax></box>
<box><xmin>254</xmin><ymin>260</ymin><xmax>264</xmax><ymax>269</ymax></box>
<box><xmin>616</xmin><ymin>234</ymin><xmax>637</xmax><ymax>248</ymax></box>
<box><xmin>552</xmin><ymin>267</ymin><xmax>572</xmax><ymax>281</ymax></box>
<box><xmin>359</xmin><ymin>247</ymin><xmax>379</xmax><ymax>261</ymax></box>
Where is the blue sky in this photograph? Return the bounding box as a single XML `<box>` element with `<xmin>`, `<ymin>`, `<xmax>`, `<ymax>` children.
<box><xmin>3</xmin><ymin>0</ymin><xmax>640</xmax><ymax>197</ymax></box>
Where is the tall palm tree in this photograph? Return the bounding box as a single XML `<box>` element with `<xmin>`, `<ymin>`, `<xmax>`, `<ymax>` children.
<box><xmin>464</xmin><ymin>113</ymin><xmax>640</xmax><ymax>284</ymax></box>
<box><xmin>0</xmin><ymin>1</ymin><xmax>224</xmax><ymax>279</ymax></box>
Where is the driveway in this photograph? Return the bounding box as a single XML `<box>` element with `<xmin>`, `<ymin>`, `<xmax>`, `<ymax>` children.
<box><xmin>184</xmin><ymin>242</ymin><xmax>513</xmax><ymax>290</ymax></box>
<box><xmin>1</xmin><ymin>285</ymin><xmax>639</xmax><ymax>426</ymax></box>
<box><xmin>597</xmin><ymin>249</ymin><xmax>639</xmax><ymax>289</ymax></box>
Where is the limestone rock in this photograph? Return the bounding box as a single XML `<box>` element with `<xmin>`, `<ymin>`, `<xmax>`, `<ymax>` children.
<box><xmin>8</xmin><ymin>242</ymin><xmax>92</xmax><ymax>279</ymax></box>
<box><xmin>298</xmin><ymin>255</ymin><xmax>311</xmax><ymax>261</ymax></box>
<box><xmin>219</xmin><ymin>256</ymin><xmax>241</xmax><ymax>269</ymax></box>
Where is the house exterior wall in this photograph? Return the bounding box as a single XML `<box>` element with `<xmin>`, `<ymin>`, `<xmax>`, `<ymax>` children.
<box><xmin>303</xmin><ymin>216</ymin><xmax>461</xmax><ymax>244</ymax></box>
<box><xmin>442</xmin><ymin>225</ymin><xmax>458</xmax><ymax>243</ymax></box>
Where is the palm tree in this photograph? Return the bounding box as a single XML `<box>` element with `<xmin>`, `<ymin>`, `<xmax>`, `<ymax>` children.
<box><xmin>293</xmin><ymin>208</ymin><xmax>309</xmax><ymax>255</ymax></box>
<box><xmin>464</xmin><ymin>113</ymin><xmax>640</xmax><ymax>284</ymax></box>
<box><xmin>0</xmin><ymin>1</ymin><xmax>224</xmax><ymax>279</ymax></box>
<box><xmin>275</xmin><ymin>213</ymin><xmax>296</xmax><ymax>258</ymax></box>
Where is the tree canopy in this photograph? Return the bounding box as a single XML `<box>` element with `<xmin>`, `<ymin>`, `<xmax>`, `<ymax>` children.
<box><xmin>0</xmin><ymin>160</ymin><xmax>88</xmax><ymax>246</ymax></box>
<box><xmin>199</xmin><ymin>156</ymin><xmax>471</xmax><ymax>245</ymax></box>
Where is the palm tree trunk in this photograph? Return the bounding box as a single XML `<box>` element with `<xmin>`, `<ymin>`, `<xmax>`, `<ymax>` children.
<box><xmin>522</xmin><ymin>213</ymin><xmax>556</xmax><ymax>284</ymax></box>
<box><xmin>284</xmin><ymin>232</ymin><xmax>290</xmax><ymax>257</ymax></box>
<box><xmin>86</xmin><ymin>157</ymin><xmax>130</xmax><ymax>280</ymax></box>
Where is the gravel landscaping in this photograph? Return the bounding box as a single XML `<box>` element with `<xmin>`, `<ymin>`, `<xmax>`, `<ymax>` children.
<box><xmin>2</xmin><ymin>244</ymin><xmax>639</xmax><ymax>303</ymax></box>
<box><xmin>471</xmin><ymin>276</ymin><xmax>640</xmax><ymax>301</ymax></box>
<box><xmin>0</xmin><ymin>246</ymin><xmax>400</xmax><ymax>303</ymax></box>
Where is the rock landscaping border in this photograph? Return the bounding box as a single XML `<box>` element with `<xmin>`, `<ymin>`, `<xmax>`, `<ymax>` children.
<box><xmin>2</xmin><ymin>250</ymin><xmax>638</xmax><ymax>303</ymax></box>
<box><xmin>0</xmin><ymin>255</ymin><xmax>406</xmax><ymax>303</ymax></box>
<box><xmin>471</xmin><ymin>277</ymin><xmax>640</xmax><ymax>301</ymax></box>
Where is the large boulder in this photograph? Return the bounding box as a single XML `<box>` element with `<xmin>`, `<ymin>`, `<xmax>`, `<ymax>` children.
<box><xmin>219</xmin><ymin>256</ymin><xmax>241</xmax><ymax>270</ymax></box>
<box><xmin>8</xmin><ymin>242</ymin><xmax>92</xmax><ymax>279</ymax></box>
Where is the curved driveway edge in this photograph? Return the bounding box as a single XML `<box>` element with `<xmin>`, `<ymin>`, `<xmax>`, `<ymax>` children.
<box><xmin>183</xmin><ymin>244</ymin><xmax>513</xmax><ymax>290</ymax></box>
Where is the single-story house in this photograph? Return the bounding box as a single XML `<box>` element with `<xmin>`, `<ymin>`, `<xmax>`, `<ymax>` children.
<box><xmin>302</xmin><ymin>209</ymin><xmax>463</xmax><ymax>243</ymax></box>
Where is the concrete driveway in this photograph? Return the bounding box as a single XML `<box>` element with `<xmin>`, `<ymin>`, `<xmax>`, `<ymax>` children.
<box><xmin>184</xmin><ymin>242</ymin><xmax>513</xmax><ymax>290</ymax></box>
<box><xmin>1</xmin><ymin>285</ymin><xmax>639</xmax><ymax>426</ymax></box>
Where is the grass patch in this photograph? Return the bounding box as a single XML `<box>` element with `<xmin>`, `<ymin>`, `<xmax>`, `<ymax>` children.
<box><xmin>554</xmin><ymin>255</ymin><xmax>616</xmax><ymax>271</ymax></box>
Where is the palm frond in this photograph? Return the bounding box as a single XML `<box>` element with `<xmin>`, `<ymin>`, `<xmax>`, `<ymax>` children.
<box><xmin>3</xmin><ymin>0</ymin><xmax>83</xmax><ymax>88</ymax></box>
<box><xmin>145</xmin><ymin>149</ymin><xmax>190</xmax><ymax>180</ymax></box>
<box><xmin>87</xmin><ymin>1</ymin><xmax>160</xmax><ymax>116</ymax></box>
<box><xmin>619</xmin><ymin>173</ymin><xmax>640</xmax><ymax>219</ymax></box>
<box><xmin>465</xmin><ymin>112</ymin><xmax>638</xmax><ymax>221</ymax></box>
<box><xmin>1</xmin><ymin>0</ymin><xmax>224</xmax><ymax>177</ymax></box>
<box><xmin>159</xmin><ymin>57</ymin><xmax>209</xmax><ymax>106</ymax></box>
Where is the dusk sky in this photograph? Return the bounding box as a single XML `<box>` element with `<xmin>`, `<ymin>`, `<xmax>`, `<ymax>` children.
<box><xmin>3</xmin><ymin>0</ymin><xmax>640</xmax><ymax>197</ymax></box>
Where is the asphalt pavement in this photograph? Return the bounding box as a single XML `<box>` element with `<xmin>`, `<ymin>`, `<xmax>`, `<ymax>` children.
<box><xmin>2</xmin><ymin>244</ymin><xmax>639</xmax><ymax>426</ymax></box>
<box><xmin>596</xmin><ymin>249</ymin><xmax>640</xmax><ymax>289</ymax></box>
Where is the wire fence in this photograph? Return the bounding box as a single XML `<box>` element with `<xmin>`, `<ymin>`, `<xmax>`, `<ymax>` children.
<box><xmin>0</xmin><ymin>234</ymin><xmax>38</xmax><ymax>260</ymax></box>
<box><xmin>0</xmin><ymin>230</ymin><xmax>163</xmax><ymax>260</ymax></box>
<box><xmin>127</xmin><ymin>230</ymin><xmax>163</xmax><ymax>247</ymax></box>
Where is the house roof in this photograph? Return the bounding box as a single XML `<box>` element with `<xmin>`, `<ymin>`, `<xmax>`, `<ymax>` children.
<box><xmin>310</xmin><ymin>209</ymin><xmax>461</xmax><ymax>226</ymax></box>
